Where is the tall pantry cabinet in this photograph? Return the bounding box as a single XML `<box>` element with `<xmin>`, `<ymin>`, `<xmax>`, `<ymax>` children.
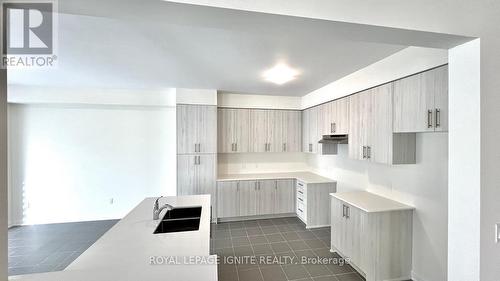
<box><xmin>177</xmin><ymin>104</ymin><xmax>217</xmax><ymax>221</ymax></box>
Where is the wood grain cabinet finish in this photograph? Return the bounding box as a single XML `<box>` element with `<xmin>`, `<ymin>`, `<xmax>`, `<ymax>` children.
<box><xmin>217</xmin><ymin>179</ymin><xmax>297</xmax><ymax>219</ymax></box>
<box><xmin>217</xmin><ymin>181</ymin><xmax>239</xmax><ymax>217</ymax></box>
<box><xmin>331</xmin><ymin>197</ymin><xmax>413</xmax><ymax>281</ymax></box>
<box><xmin>282</xmin><ymin>111</ymin><xmax>302</xmax><ymax>152</ymax></box>
<box><xmin>177</xmin><ymin>154</ymin><xmax>217</xmax><ymax>218</ymax></box>
<box><xmin>217</xmin><ymin>108</ymin><xmax>250</xmax><ymax>153</ymax></box>
<box><xmin>319</xmin><ymin>98</ymin><xmax>350</xmax><ymax>136</ymax></box>
<box><xmin>302</xmin><ymin>107</ymin><xmax>320</xmax><ymax>153</ymax></box>
<box><xmin>296</xmin><ymin>180</ymin><xmax>336</xmax><ymax>228</ymax></box>
<box><xmin>177</xmin><ymin>104</ymin><xmax>217</xmax><ymax>154</ymax></box>
<box><xmin>349</xmin><ymin>85</ymin><xmax>416</xmax><ymax>165</ymax></box>
<box><xmin>393</xmin><ymin>65</ymin><xmax>448</xmax><ymax>133</ymax></box>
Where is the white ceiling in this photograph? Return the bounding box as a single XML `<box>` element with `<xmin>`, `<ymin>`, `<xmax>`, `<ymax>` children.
<box><xmin>7</xmin><ymin>1</ymin><xmax>465</xmax><ymax>96</ymax></box>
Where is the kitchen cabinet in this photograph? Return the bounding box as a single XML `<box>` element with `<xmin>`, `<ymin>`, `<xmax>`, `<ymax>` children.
<box><xmin>296</xmin><ymin>180</ymin><xmax>336</xmax><ymax>228</ymax></box>
<box><xmin>238</xmin><ymin>180</ymin><xmax>258</xmax><ymax>216</ymax></box>
<box><xmin>319</xmin><ymin>98</ymin><xmax>350</xmax><ymax>136</ymax></box>
<box><xmin>177</xmin><ymin>104</ymin><xmax>217</xmax><ymax>154</ymax></box>
<box><xmin>330</xmin><ymin>192</ymin><xmax>413</xmax><ymax>281</ymax></box>
<box><xmin>219</xmin><ymin>108</ymin><xmax>301</xmax><ymax>153</ymax></box>
<box><xmin>302</xmin><ymin>106</ymin><xmax>320</xmax><ymax>153</ymax></box>
<box><xmin>275</xmin><ymin>179</ymin><xmax>295</xmax><ymax>214</ymax></box>
<box><xmin>217</xmin><ymin>181</ymin><xmax>239</xmax><ymax>218</ymax></box>
<box><xmin>249</xmin><ymin>109</ymin><xmax>272</xmax><ymax>153</ymax></box>
<box><xmin>177</xmin><ymin>154</ymin><xmax>216</xmax><ymax>218</ymax></box>
<box><xmin>349</xmin><ymin>85</ymin><xmax>416</xmax><ymax>165</ymax></box>
<box><xmin>393</xmin><ymin>65</ymin><xmax>448</xmax><ymax>132</ymax></box>
<box><xmin>217</xmin><ymin>108</ymin><xmax>250</xmax><ymax>153</ymax></box>
<box><xmin>257</xmin><ymin>180</ymin><xmax>276</xmax><ymax>215</ymax></box>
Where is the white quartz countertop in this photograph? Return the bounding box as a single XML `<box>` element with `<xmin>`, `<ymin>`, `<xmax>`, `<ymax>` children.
<box><xmin>10</xmin><ymin>195</ymin><xmax>217</xmax><ymax>281</ymax></box>
<box><xmin>330</xmin><ymin>191</ymin><xmax>415</xmax><ymax>213</ymax></box>
<box><xmin>217</xmin><ymin>171</ymin><xmax>336</xmax><ymax>184</ymax></box>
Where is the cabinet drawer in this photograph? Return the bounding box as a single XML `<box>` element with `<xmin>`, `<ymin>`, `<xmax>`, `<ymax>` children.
<box><xmin>296</xmin><ymin>193</ymin><xmax>306</xmax><ymax>204</ymax></box>
<box><xmin>296</xmin><ymin>202</ymin><xmax>306</xmax><ymax>221</ymax></box>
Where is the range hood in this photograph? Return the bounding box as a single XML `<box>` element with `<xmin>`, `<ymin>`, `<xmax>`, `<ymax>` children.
<box><xmin>318</xmin><ymin>134</ymin><xmax>348</xmax><ymax>144</ymax></box>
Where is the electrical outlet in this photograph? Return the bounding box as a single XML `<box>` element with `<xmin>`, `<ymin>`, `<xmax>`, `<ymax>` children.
<box><xmin>496</xmin><ymin>223</ymin><xmax>500</xmax><ymax>243</ymax></box>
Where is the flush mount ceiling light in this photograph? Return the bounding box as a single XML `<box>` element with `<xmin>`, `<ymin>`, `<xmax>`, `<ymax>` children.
<box><xmin>262</xmin><ymin>63</ymin><xmax>299</xmax><ymax>85</ymax></box>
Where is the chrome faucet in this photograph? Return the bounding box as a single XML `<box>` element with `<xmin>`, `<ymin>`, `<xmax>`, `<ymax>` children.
<box><xmin>153</xmin><ymin>196</ymin><xmax>174</xmax><ymax>220</ymax></box>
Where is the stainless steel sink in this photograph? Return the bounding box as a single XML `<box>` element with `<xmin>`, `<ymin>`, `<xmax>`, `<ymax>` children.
<box><xmin>154</xmin><ymin>207</ymin><xmax>201</xmax><ymax>234</ymax></box>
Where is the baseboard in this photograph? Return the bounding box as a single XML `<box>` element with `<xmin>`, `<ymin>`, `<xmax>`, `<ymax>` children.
<box><xmin>218</xmin><ymin>213</ymin><xmax>295</xmax><ymax>222</ymax></box>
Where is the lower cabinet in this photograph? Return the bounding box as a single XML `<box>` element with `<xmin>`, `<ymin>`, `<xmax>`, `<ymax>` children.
<box><xmin>331</xmin><ymin>195</ymin><xmax>413</xmax><ymax>281</ymax></box>
<box><xmin>296</xmin><ymin>180</ymin><xmax>336</xmax><ymax>228</ymax></box>
<box><xmin>177</xmin><ymin>154</ymin><xmax>217</xmax><ymax>220</ymax></box>
<box><xmin>217</xmin><ymin>179</ymin><xmax>296</xmax><ymax>219</ymax></box>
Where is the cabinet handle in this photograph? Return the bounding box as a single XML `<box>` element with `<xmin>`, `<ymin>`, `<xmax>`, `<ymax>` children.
<box><xmin>427</xmin><ymin>110</ymin><xmax>433</xmax><ymax>128</ymax></box>
<box><xmin>331</xmin><ymin>123</ymin><xmax>334</xmax><ymax>133</ymax></box>
<box><xmin>298</xmin><ymin>182</ymin><xmax>303</xmax><ymax>187</ymax></box>
<box><xmin>346</xmin><ymin>206</ymin><xmax>350</xmax><ymax>219</ymax></box>
<box><xmin>298</xmin><ymin>190</ymin><xmax>303</xmax><ymax>194</ymax></box>
<box><xmin>362</xmin><ymin>146</ymin><xmax>366</xmax><ymax>159</ymax></box>
<box><xmin>342</xmin><ymin>205</ymin><xmax>346</xmax><ymax>217</ymax></box>
<box><xmin>309</xmin><ymin>143</ymin><xmax>312</xmax><ymax>152</ymax></box>
<box><xmin>283</xmin><ymin>143</ymin><xmax>286</xmax><ymax>152</ymax></box>
<box><xmin>235</xmin><ymin>143</ymin><xmax>238</xmax><ymax>152</ymax></box>
<box><xmin>198</xmin><ymin>143</ymin><xmax>201</xmax><ymax>152</ymax></box>
<box><xmin>231</xmin><ymin>143</ymin><xmax>234</xmax><ymax>151</ymax></box>
<box><xmin>435</xmin><ymin>108</ymin><xmax>441</xmax><ymax>128</ymax></box>
<box><xmin>367</xmin><ymin>146</ymin><xmax>371</xmax><ymax>159</ymax></box>
<box><xmin>298</xmin><ymin>208</ymin><xmax>303</xmax><ymax>212</ymax></box>
<box><xmin>298</xmin><ymin>198</ymin><xmax>303</xmax><ymax>202</ymax></box>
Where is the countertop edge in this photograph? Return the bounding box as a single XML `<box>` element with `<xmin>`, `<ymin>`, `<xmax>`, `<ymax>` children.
<box><xmin>330</xmin><ymin>192</ymin><xmax>415</xmax><ymax>213</ymax></box>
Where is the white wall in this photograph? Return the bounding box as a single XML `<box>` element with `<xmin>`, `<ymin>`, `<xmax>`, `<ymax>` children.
<box><xmin>0</xmin><ymin>70</ymin><xmax>8</xmax><ymax>281</ymax></box>
<box><xmin>448</xmin><ymin>39</ymin><xmax>481</xmax><ymax>281</ymax></box>
<box><xmin>8</xmin><ymin>103</ymin><xmax>176</xmax><ymax>225</ymax></box>
<box><xmin>302</xmin><ymin>47</ymin><xmax>448</xmax><ymax>108</ymax></box>
<box><xmin>218</xmin><ymin>92</ymin><xmax>301</xmax><ymax>109</ymax></box>
<box><xmin>218</xmin><ymin>153</ymin><xmax>308</xmax><ymax>175</ymax></box>
<box><xmin>176</xmin><ymin>88</ymin><xmax>218</xmax><ymax>105</ymax></box>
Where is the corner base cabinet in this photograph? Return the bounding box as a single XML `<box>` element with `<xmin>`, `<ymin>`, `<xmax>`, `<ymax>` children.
<box><xmin>330</xmin><ymin>192</ymin><xmax>414</xmax><ymax>281</ymax></box>
<box><xmin>296</xmin><ymin>180</ymin><xmax>336</xmax><ymax>228</ymax></box>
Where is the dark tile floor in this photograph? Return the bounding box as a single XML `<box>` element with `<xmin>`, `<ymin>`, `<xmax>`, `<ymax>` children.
<box><xmin>8</xmin><ymin>219</ymin><xmax>118</xmax><ymax>276</ymax></box>
<box><xmin>211</xmin><ymin>217</ymin><xmax>366</xmax><ymax>281</ymax></box>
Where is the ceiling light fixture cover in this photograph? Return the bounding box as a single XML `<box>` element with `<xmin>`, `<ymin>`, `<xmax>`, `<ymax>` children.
<box><xmin>262</xmin><ymin>63</ymin><xmax>299</xmax><ymax>85</ymax></box>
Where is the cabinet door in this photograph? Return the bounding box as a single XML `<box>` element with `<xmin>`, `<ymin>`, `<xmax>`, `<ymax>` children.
<box><xmin>197</xmin><ymin>105</ymin><xmax>217</xmax><ymax>153</ymax></box>
<box><xmin>330</xmin><ymin>198</ymin><xmax>344</xmax><ymax>254</ymax></box>
<box><xmin>393</xmin><ymin>72</ymin><xmax>434</xmax><ymax>132</ymax></box>
<box><xmin>257</xmin><ymin>180</ymin><xmax>276</xmax><ymax>215</ymax></box>
<box><xmin>249</xmin><ymin>109</ymin><xmax>268</xmax><ymax>153</ymax></box>
<box><xmin>302</xmin><ymin>109</ymin><xmax>310</xmax><ymax>152</ymax></box>
<box><xmin>269</xmin><ymin>110</ymin><xmax>283</xmax><ymax>152</ymax></box>
<box><xmin>177</xmin><ymin>105</ymin><xmax>198</xmax><ymax>154</ymax></box>
<box><xmin>285</xmin><ymin>111</ymin><xmax>302</xmax><ymax>152</ymax></box>
<box><xmin>276</xmin><ymin>179</ymin><xmax>295</xmax><ymax>214</ymax></box>
<box><xmin>218</xmin><ymin>108</ymin><xmax>234</xmax><ymax>153</ymax></box>
<box><xmin>318</xmin><ymin>103</ymin><xmax>331</xmax><ymax>136</ymax></box>
<box><xmin>234</xmin><ymin>109</ymin><xmax>250</xmax><ymax>152</ymax></box>
<box><xmin>423</xmin><ymin>65</ymin><xmax>448</xmax><ymax>132</ymax></box>
<box><xmin>370</xmin><ymin>84</ymin><xmax>393</xmax><ymax>164</ymax></box>
<box><xmin>196</xmin><ymin>154</ymin><xmax>217</xmax><ymax>216</ymax></box>
<box><xmin>349</xmin><ymin>90</ymin><xmax>372</xmax><ymax>160</ymax></box>
<box><xmin>177</xmin><ymin>155</ymin><xmax>197</xmax><ymax>195</ymax></box>
<box><xmin>239</xmin><ymin>181</ymin><xmax>258</xmax><ymax>216</ymax></box>
<box><xmin>217</xmin><ymin>181</ymin><xmax>239</xmax><ymax>218</ymax></box>
<box><xmin>309</xmin><ymin>106</ymin><xmax>319</xmax><ymax>153</ymax></box>
<box><xmin>334</xmin><ymin>97</ymin><xmax>349</xmax><ymax>134</ymax></box>
<box><xmin>345</xmin><ymin>205</ymin><xmax>364</xmax><ymax>267</ymax></box>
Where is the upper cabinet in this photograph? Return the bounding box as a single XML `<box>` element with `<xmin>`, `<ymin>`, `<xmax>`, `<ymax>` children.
<box><xmin>319</xmin><ymin>97</ymin><xmax>350</xmax><ymax>135</ymax></box>
<box><xmin>177</xmin><ymin>104</ymin><xmax>217</xmax><ymax>154</ymax></box>
<box><xmin>302</xmin><ymin>106</ymin><xmax>320</xmax><ymax>153</ymax></box>
<box><xmin>393</xmin><ymin>65</ymin><xmax>448</xmax><ymax>133</ymax></box>
<box><xmin>218</xmin><ymin>108</ymin><xmax>301</xmax><ymax>153</ymax></box>
<box><xmin>349</xmin><ymin>84</ymin><xmax>416</xmax><ymax>165</ymax></box>
<box><xmin>217</xmin><ymin>108</ymin><xmax>250</xmax><ymax>153</ymax></box>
